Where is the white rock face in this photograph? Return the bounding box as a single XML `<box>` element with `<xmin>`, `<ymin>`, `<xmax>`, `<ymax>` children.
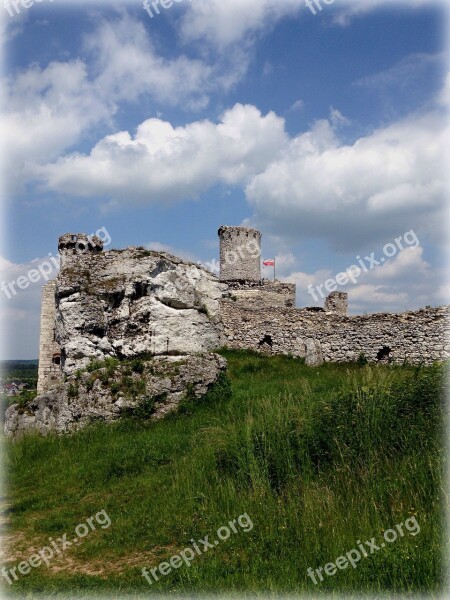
<box><xmin>5</xmin><ymin>354</ymin><xmax>228</xmax><ymax>437</ymax></box>
<box><xmin>4</xmin><ymin>247</ymin><xmax>232</xmax><ymax>438</ymax></box>
<box><xmin>56</xmin><ymin>248</ymin><xmax>228</xmax><ymax>375</ymax></box>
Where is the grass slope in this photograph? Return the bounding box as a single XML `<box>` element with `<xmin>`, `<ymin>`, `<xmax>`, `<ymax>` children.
<box><xmin>2</xmin><ymin>351</ymin><xmax>447</xmax><ymax>596</ymax></box>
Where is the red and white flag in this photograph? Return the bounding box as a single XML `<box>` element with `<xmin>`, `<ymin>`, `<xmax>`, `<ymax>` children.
<box><xmin>263</xmin><ymin>259</ymin><xmax>275</xmax><ymax>267</ymax></box>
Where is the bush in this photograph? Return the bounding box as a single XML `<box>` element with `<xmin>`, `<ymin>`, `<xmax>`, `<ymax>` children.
<box><xmin>178</xmin><ymin>372</ymin><xmax>232</xmax><ymax>416</ymax></box>
<box><xmin>130</xmin><ymin>359</ymin><xmax>144</xmax><ymax>374</ymax></box>
<box><xmin>357</xmin><ymin>352</ymin><xmax>368</xmax><ymax>366</ymax></box>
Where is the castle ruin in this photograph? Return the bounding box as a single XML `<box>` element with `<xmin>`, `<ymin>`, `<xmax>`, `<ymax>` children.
<box><xmin>34</xmin><ymin>225</ymin><xmax>449</xmax><ymax>395</ymax></box>
<box><xmin>5</xmin><ymin>225</ymin><xmax>448</xmax><ymax>437</ymax></box>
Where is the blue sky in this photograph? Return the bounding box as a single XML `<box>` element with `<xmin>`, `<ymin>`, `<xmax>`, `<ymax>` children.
<box><xmin>1</xmin><ymin>0</ymin><xmax>449</xmax><ymax>358</ymax></box>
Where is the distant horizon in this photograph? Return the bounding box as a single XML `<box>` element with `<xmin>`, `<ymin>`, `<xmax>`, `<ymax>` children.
<box><xmin>0</xmin><ymin>359</ymin><xmax>38</xmax><ymax>363</ymax></box>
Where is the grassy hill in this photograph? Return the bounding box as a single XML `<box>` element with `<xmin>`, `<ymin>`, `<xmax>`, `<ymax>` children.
<box><xmin>2</xmin><ymin>351</ymin><xmax>446</xmax><ymax>596</ymax></box>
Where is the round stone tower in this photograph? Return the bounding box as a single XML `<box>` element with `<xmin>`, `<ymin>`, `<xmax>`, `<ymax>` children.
<box><xmin>218</xmin><ymin>226</ymin><xmax>261</xmax><ymax>282</ymax></box>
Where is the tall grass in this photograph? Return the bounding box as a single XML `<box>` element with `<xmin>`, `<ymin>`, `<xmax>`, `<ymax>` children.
<box><xmin>2</xmin><ymin>352</ymin><xmax>446</xmax><ymax>595</ymax></box>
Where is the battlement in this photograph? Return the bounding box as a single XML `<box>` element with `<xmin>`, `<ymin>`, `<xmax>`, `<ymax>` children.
<box><xmin>324</xmin><ymin>291</ymin><xmax>348</xmax><ymax>315</ymax></box>
<box><xmin>58</xmin><ymin>233</ymin><xmax>104</xmax><ymax>255</ymax></box>
<box><xmin>227</xmin><ymin>280</ymin><xmax>296</xmax><ymax>308</ymax></box>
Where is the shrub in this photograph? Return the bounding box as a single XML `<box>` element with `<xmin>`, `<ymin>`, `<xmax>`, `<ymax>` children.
<box><xmin>357</xmin><ymin>352</ymin><xmax>368</xmax><ymax>367</ymax></box>
<box><xmin>178</xmin><ymin>372</ymin><xmax>232</xmax><ymax>416</ymax></box>
<box><xmin>67</xmin><ymin>384</ymin><xmax>78</xmax><ymax>399</ymax></box>
<box><xmin>130</xmin><ymin>359</ymin><xmax>144</xmax><ymax>374</ymax></box>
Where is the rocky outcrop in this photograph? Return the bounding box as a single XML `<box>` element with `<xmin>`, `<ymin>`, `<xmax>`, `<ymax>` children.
<box><xmin>56</xmin><ymin>247</ymin><xmax>228</xmax><ymax>375</ymax></box>
<box><xmin>5</xmin><ymin>353</ymin><xmax>227</xmax><ymax>437</ymax></box>
<box><xmin>305</xmin><ymin>339</ymin><xmax>324</xmax><ymax>367</ymax></box>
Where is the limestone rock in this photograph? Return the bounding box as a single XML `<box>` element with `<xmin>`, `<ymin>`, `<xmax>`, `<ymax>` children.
<box><xmin>56</xmin><ymin>248</ymin><xmax>228</xmax><ymax>375</ymax></box>
<box><xmin>5</xmin><ymin>353</ymin><xmax>227</xmax><ymax>437</ymax></box>
<box><xmin>305</xmin><ymin>339</ymin><xmax>324</xmax><ymax>367</ymax></box>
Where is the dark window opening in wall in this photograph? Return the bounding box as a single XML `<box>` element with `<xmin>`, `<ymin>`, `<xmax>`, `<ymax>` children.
<box><xmin>77</xmin><ymin>243</ymin><xmax>86</xmax><ymax>251</ymax></box>
<box><xmin>259</xmin><ymin>335</ymin><xmax>273</xmax><ymax>348</ymax></box>
<box><xmin>52</xmin><ymin>353</ymin><xmax>61</xmax><ymax>365</ymax></box>
<box><xmin>377</xmin><ymin>346</ymin><xmax>391</xmax><ymax>362</ymax></box>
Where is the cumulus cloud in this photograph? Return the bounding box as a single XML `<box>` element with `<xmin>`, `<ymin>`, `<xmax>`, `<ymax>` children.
<box><xmin>283</xmin><ymin>245</ymin><xmax>448</xmax><ymax>314</ymax></box>
<box><xmin>180</xmin><ymin>0</ymin><xmax>302</xmax><ymax>49</ymax></box>
<box><xmin>246</xmin><ymin>106</ymin><xmax>447</xmax><ymax>250</ymax></box>
<box><xmin>34</xmin><ymin>73</ymin><xmax>448</xmax><ymax>253</ymax></box>
<box><xmin>1</xmin><ymin>13</ymin><xmax>246</xmax><ymax>193</ymax></box>
<box><xmin>38</xmin><ymin>104</ymin><xmax>288</xmax><ymax>204</ymax></box>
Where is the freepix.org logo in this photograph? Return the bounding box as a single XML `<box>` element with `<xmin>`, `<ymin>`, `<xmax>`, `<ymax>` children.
<box><xmin>307</xmin><ymin>229</ymin><xmax>420</xmax><ymax>302</ymax></box>
<box><xmin>3</xmin><ymin>0</ymin><xmax>54</xmax><ymax>18</ymax></box>
<box><xmin>143</xmin><ymin>0</ymin><xmax>192</xmax><ymax>19</ymax></box>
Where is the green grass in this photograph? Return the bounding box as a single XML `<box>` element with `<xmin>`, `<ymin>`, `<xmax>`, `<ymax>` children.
<box><xmin>2</xmin><ymin>351</ymin><xmax>447</xmax><ymax>596</ymax></box>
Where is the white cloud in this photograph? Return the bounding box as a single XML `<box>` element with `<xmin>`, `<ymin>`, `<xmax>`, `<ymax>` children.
<box><xmin>289</xmin><ymin>99</ymin><xmax>305</xmax><ymax>112</ymax></box>
<box><xmin>283</xmin><ymin>243</ymin><xmax>447</xmax><ymax>313</ymax></box>
<box><xmin>246</xmin><ymin>106</ymin><xmax>448</xmax><ymax>250</ymax></box>
<box><xmin>83</xmin><ymin>13</ymin><xmax>215</xmax><ymax>109</ymax></box>
<box><xmin>371</xmin><ymin>246</ymin><xmax>430</xmax><ymax>281</ymax></box>
<box><xmin>355</xmin><ymin>53</ymin><xmax>443</xmax><ymax>91</ymax></box>
<box><xmin>145</xmin><ymin>241</ymin><xmax>199</xmax><ymax>263</ymax></box>
<box><xmin>334</xmin><ymin>0</ymin><xmax>437</xmax><ymax>27</ymax></box>
<box><xmin>1</xmin><ymin>13</ymin><xmax>247</xmax><ymax>193</ymax></box>
<box><xmin>38</xmin><ymin>104</ymin><xmax>288</xmax><ymax>204</ymax></box>
<box><xmin>179</xmin><ymin>0</ymin><xmax>438</xmax><ymax>49</ymax></box>
<box><xmin>180</xmin><ymin>0</ymin><xmax>302</xmax><ymax>49</ymax></box>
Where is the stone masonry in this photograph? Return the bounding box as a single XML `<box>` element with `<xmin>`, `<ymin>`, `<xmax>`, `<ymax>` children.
<box><xmin>8</xmin><ymin>224</ymin><xmax>446</xmax><ymax>439</ymax></box>
<box><xmin>220</xmin><ymin>303</ymin><xmax>449</xmax><ymax>365</ymax></box>
<box><xmin>219</xmin><ymin>226</ymin><xmax>261</xmax><ymax>282</ymax></box>
<box><xmin>35</xmin><ymin>225</ymin><xmax>449</xmax><ymax>392</ymax></box>
<box><xmin>36</xmin><ymin>281</ymin><xmax>61</xmax><ymax>395</ymax></box>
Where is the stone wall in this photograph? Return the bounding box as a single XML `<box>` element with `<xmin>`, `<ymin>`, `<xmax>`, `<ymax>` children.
<box><xmin>37</xmin><ymin>281</ymin><xmax>61</xmax><ymax>394</ymax></box>
<box><xmin>227</xmin><ymin>280</ymin><xmax>296</xmax><ymax>308</ymax></box>
<box><xmin>220</xmin><ymin>301</ymin><xmax>450</xmax><ymax>365</ymax></box>
<box><xmin>324</xmin><ymin>291</ymin><xmax>348</xmax><ymax>315</ymax></box>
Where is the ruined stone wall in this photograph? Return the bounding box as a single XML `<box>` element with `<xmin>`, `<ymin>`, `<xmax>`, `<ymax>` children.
<box><xmin>324</xmin><ymin>291</ymin><xmax>348</xmax><ymax>315</ymax></box>
<box><xmin>219</xmin><ymin>226</ymin><xmax>261</xmax><ymax>282</ymax></box>
<box><xmin>220</xmin><ymin>302</ymin><xmax>450</xmax><ymax>365</ymax></box>
<box><xmin>37</xmin><ymin>281</ymin><xmax>62</xmax><ymax>394</ymax></box>
<box><xmin>227</xmin><ymin>280</ymin><xmax>296</xmax><ymax>308</ymax></box>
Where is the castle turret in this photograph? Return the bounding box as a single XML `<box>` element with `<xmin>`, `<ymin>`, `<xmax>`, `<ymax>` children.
<box><xmin>58</xmin><ymin>233</ymin><xmax>103</xmax><ymax>255</ymax></box>
<box><xmin>218</xmin><ymin>226</ymin><xmax>261</xmax><ymax>282</ymax></box>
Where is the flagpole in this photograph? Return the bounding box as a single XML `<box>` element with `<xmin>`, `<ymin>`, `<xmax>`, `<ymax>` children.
<box><xmin>274</xmin><ymin>259</ymin><xmax>276</xmax><ymax>282</ymax></box>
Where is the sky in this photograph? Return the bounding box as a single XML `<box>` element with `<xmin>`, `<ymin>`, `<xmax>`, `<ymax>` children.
<box><xmin>0</xmin><ymin>0</ymin><xmax>449</xmax><ymax>359</ymax></box>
